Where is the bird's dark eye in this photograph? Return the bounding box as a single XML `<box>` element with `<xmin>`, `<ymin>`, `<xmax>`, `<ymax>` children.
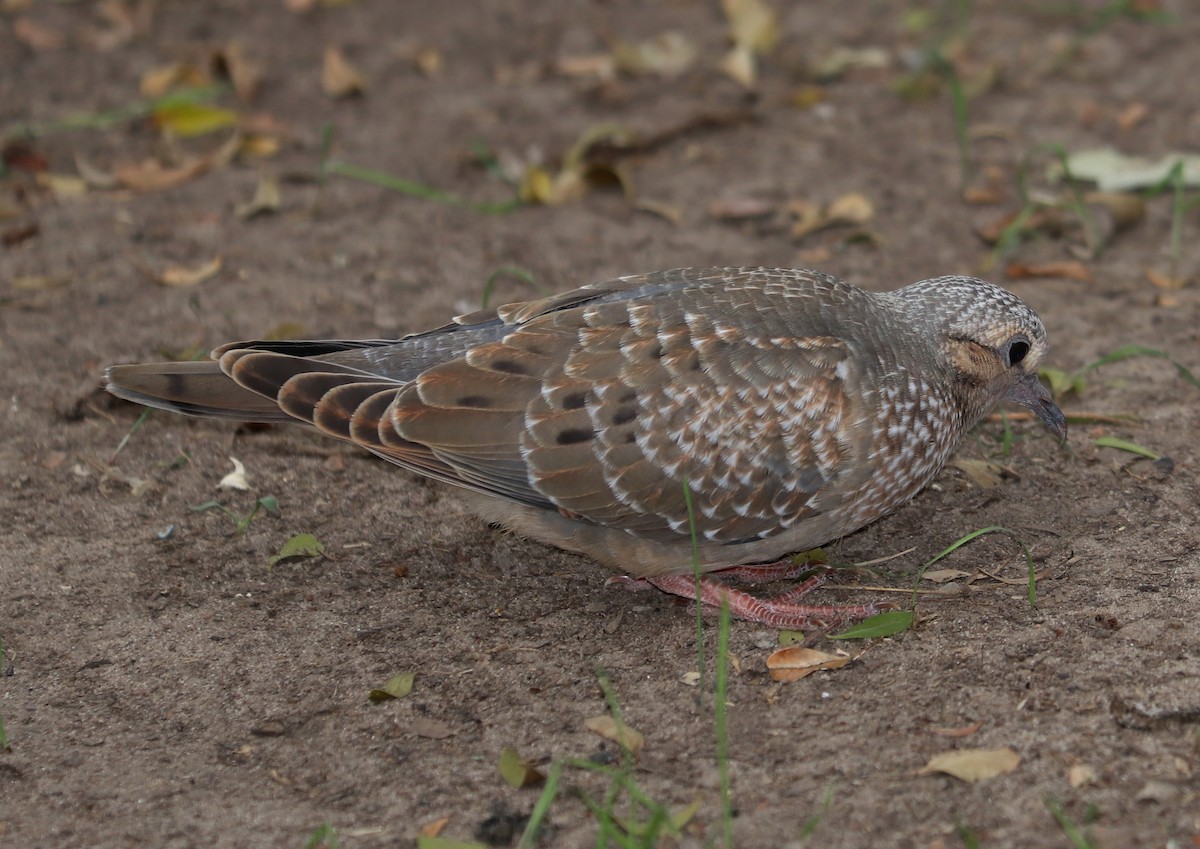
<box><xmin>1006</xmin><ymin>338</ymin><xmax>1030</xmax><ymax>367</ymax></box>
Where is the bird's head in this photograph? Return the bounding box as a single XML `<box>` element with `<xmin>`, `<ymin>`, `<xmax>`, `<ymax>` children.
<box><xmin>899</xmin><ymin>276</ymin><xmax>1067</xmax><ymax>441</ymax></box>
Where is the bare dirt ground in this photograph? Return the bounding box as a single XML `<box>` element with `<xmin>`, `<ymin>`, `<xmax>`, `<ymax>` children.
<box><xmin>2</xmin><ymin>1</ymin><xmax>1199</xmax><ymax>847</ymax></box>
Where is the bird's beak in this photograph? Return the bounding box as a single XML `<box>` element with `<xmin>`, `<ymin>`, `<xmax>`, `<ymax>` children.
<box><xmin>1006</xmin><ymin>372</ymin><xmax>1067</xmax><ymax>441</ymax></box>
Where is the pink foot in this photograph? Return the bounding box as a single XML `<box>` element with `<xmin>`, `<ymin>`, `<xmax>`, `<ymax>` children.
<box><xmin>642</xmin><ymin>573</ymin><xmax>883</xmax><ymax>631</ymax></box>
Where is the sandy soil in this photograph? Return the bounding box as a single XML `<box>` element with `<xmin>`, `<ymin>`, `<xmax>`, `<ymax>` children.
<box><xmin>2</xmin><ymin>1</ymin><xmax>1198</xmax><ymax>847</ymax></box>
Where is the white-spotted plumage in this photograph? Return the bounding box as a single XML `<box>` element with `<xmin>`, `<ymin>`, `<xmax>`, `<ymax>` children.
<box><xmin>106</xmin><ymin>267</ymin><xmax>1066</xmax><ymax>630</ymax></box>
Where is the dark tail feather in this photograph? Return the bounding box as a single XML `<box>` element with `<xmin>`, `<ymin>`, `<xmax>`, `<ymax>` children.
<box><xmin>105</xmin><ymin>361</ymin><xmax>292</xmax><ymax>422</ymax></box>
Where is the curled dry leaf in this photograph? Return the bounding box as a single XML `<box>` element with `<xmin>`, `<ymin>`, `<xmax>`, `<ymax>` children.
<box><xmin>919</xmin><ymin>747</ymin><xmax>1021</xmax><ymax>782</ymax></box>
<box><xmin>236</xmin><ymin>174</ymin><xmax>282</xmax><ymax>219</ymax></box>
<box><xmin>35</xmin><ymin>173</ymin><xmax>89</xmax><ymax>198</ymax></box>
<box><xmin>790</xmin><ymin>193</ymin><xmax>874</xmax><ymax>240</ymax></box>
<box><xmin>1005</xmin><ymin>261</ymin><xmax>1091</xmax><ymax>281</ymax></box>
<box><xmin>498</xmin><ymin>747</ymin><xmax>546</xmax><ymax>789</ymax></box>
<box><xmin>1146</xmin><ymin>268</ymin><xmax>1190</xmax><ymax>291</ymax></box>
<box><xmin>584</xmin><ymin>715</ymin><xmax>644</xmax><ymax>755</ymax></box>
<box><xmin>368</xmin><ymin>672</ymin><xmax>415</xmax><ymax>702</ymax></box>
<box><xmin>159</xmin><ymin>256</ymin><xmax>223</xmax><ymax>288</ymax></box>
<box><xmin>218</xmin><ymin>456</ymin><xmax>250</xmax><ymax>490</ymax></box>
<box><xmin>719</xmin><ymin>45</ymin><xmax>758</xmax><ymax>88</ymax></box>
<box><xmin>322</xmin><ymin>46</ymin><xmax>366</xmax><ymax>98</ymax></box>
<box><xmin>950</xmin><ymin>457</ymin><xmax>1008</xmax><ymax>488</ymax></box>
<box><xmin>213</xmin><ymin>41</ymin><xmax>264</xmax><ymax>102</ymax></box>
<box><xmin>140</xmin><ymin>62</ymin><xmax>211</xmax><ymax>98</ymax></box>
<box><xmin>419</xmin><ymin>817</ymin><xmax>450</xmax><ymax>838</ymax></box>
<box><xmin>766</xmin><ymin>646</ymin><xmax>849</xmax><ymax>682</ymax></box>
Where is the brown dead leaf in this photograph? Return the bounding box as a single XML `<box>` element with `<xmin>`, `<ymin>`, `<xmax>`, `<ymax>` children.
<box><xmin>950</xmin><ymin>457</ymin><xmax>1008</xmax><ymax>488</ymax></box>
<box><xmin>1005</xmin><ymin>261</ymin><xmax>1092</xmax><ymax>281</ymax></box>
<box><xmin>556</xmin><ymin>53</ymin><xmax>618</xmax><ymax>81</ymax></box>
<box><xmin>708</xmin><ymin>196</ymin><xmax>776</xmax><ymax>221</ymax></box>
<box><xmin>790</xmin><ymin>194</ymin><xmax>874</xmax><ymax>240</ymax></box>
<box><xmin>35</xmin><ymin>173</ymin><xmax>89</xmax><ymax>199</ymax></box>
<box><xmin>929</xmin><ymin>721</ymin><xmax>984</xmax><ymax>738</ymax></box>
<box><xmin>114</xmin><ymin>132</ymin><xmax>239</xmax><ymax>192</ymax></box>
<box><xmin>584</xmin><ymin>715</ymin><xmax>644</xmax><ymax>755</ymax></box>
<box><xmin>922</xmin><ymin>568</ymin><xmax>973</xmax><ymax>584</ymax></box>
<box><xmin>919</xmin><ymin>747</ymin><xmax>1020</xmax><ymax>782</ymax></box>
<box><xmin>766</xmin><ymin>646</ymin><xmax>850</xmax><ymax>682</ymax></box>
<box><xmin>719</xmin><ymin>45</ymin><xmax>758</xmax><ymax>88</ymax></box>
<box><xmin>612</xmin><ymin>31</ymin><xmax>698</xmax><ymax>78</ymax></box>
<box><xmin>409</xmin><ymin>717</ymin><xmax>454</xmax><ymax>740</ymax></box>
<box><xmin>11</xmin><ymin>275</ymin><xmax>70</xmax><ymax>291</ymax></box>
<box><xmin>115</xmin><ymin>157</ymin><xmax>210</xmax><ymax>192</ymax></box>
<box><xmin>419</xmin><ymin>817</ymin><xmax>450</xmax><ymax>838</ymax></box>
<box><xmin>235</xmin><ymin>174</ymin><xmax>281</xmax><ymax>219</ymax></box>
<box><xmin>1086</xmin><ymin>190</ymin><xmax>1145</xmax><ymax>233</ymax></box>
<box><xmin>1</xmin><ymin>222</ymin><xmax>38</xmax><ymax>247</ymax></box>
<box><xmin>213</xmin><ymin>42</ymin><xmax>264</xmax><ymax>102</ymax></box>
<box><xmin>140</xmin><ymin>62</ymin><xmax>210</xmax><ymax>98</ymax></box>
<box><xmin>722</xmin><ymin>0</ymin><xmax>779</xmax><ymax>54</ymax></box>
<box><xmin>1146</xmin><ymin>268</ymin><xmax>1190</xmax><ymax>291</ymax></box>
<box><xmin>74</xmin><ymin>153</ymin><xmax>119</xmax><ymax>189</ymax></box>
<box><xmin>322</xmin><ymin>46</ymin><xmax>366</xmax><ymax>98</ymax></box>
<box><xmin>826</xmin><ymin>192</ymin><xmax>874</xmax><ymax>225</ymax></box>
<box><xmin>82</xmin><ymin>0</ymin><xmax>138</xmax><ymax>52</ymax></box>
<box><xmin>13</xmin><ymin>16</ymin><xmax>64</xmax><ymax>51</ymax></box>
<box><xmin>413</xmin><ymin>46</ymin><xmax>442</xmax><ymax>77</ymax></box>
<box><xmin>1116</xmin><ymin>102</ymin><xmax>1148</xmax><ymax>131</ymax></box>
<box><xmin>157</xmin><ymin>256</ymin><xmax>223</xmax><ymax>288</ymax></box>
<box><xmin>634</xmin><ymin>199</ymin><xmax>682</xmax><ymax>225</ymax></box>
<box><xmin>1068</xmin><ymin>764</ymin><xmax>1098</xmax><ymax>787</ymax></box>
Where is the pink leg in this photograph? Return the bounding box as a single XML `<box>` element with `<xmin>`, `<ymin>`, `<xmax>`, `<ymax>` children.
<box><xmin>710</xmin><ymin>559</ymin><xmax>824</xmax><ymax>584</ymax></box>
<box><xmin>644</xmin><ymin>574</ymin><xmax>882</xmax><ymax>631</ymax></box>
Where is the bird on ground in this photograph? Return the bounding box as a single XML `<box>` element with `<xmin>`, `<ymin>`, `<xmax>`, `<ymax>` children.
<box><xmin>107</xmin><ymin>267</ymin><xmax>1066</xmax><ymax>629</ymax></box>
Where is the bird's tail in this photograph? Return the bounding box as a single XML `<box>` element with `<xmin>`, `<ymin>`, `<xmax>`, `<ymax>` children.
<box><xmin>105</xmin><ymin>360</ymin><xmax>293</xmax><ymax>422</ymax></box>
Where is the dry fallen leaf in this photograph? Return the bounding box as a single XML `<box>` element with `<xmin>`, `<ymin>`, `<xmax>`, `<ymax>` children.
<box><xmin>409</xmin><ymin>717</ymin><xmax>455</xmax><ymax>740</ymax></box>
<box><xmin>719</xmin><ymin>44</ymin><xmax>758</xmax><ymax>88</ymax></box>
<box><xmin>35</xmin><ymin>173</ymin><xmax>89</xmax><ymax>199</ymax></box>
<box><xmin>1146</xmin><ymin>268</ymin><xmax>1190</xmax><ymax>291</ymax></box>
<box><xmin>950</xmin><ymin>457</ymin><xmax>1008</xmax><ymax>488</ymax></box>
<box><xmin>419</xmin><ymin>817</ymin><xmax>450</xmax><ymax>838</ymax></box>
<box><xmin>13</xmin><ymin>16</ymin><xmax>64</xmax><ymax>51</ymax></box>
<box><xmin>919</xmin><ymin>747</ymin><xmax>1021</xmax><ymax>782</ymax></box>
<box><xmin>1068</xmin><ymin>764</ymin><xmax>1098</xmax><ymax>787</ymax></box>
<box><xmin>236</xmin><ymin>174</ymin><xmax>281</xmax><ymax>219</ymax></box>
<box><xmin>115</xmin><ymin>157</ymin><xmax>211</xmax><ymax>192</ymax></box>
<box><xmin>766</xmin><ymin>646</ymin><xmax>850</xmax><ymax>682</ymax></box>
<box><xmin>922</xmin><ymin>568</ymin><xmax>973</xmax><ymax>584</ymax></box>
<box><xmin>218</xmin><ymin>456</ymin><xmax>250</xmax><ymax>490</ymax></box>
<box><xmin>826</xmin><ymin>192</ymin><xmax>874</xmax><ymax>225</ymax></box>
<box><xmin>1116</xmin><ymin>101</ymin><xmax>1148</xmax><ymax>131</ymax></box>
<box><xmin>140</xmin><ymin>62</ymin><xmax>210</xmax><ymax>98</ymax></box>
<box><xmin>159</xmin><ymin>256</ymin><xmax>223</xmax><ymax>288</ymax></box>
<box><xmin>1005</xmin><ymin>261</ymin><xmax>1092</xmax><ymax>281</ymax></box>
<box><xmin>498</xmin><ymin>747</ymin><xmax>546</xmax><ymax>789</ymax></box>
<box><xmin>929</xmin><ymin>721</ymin><xmax>983</xmax><ymax>738</ymax></box>
<box><xmin>214</xmin><ymin>41</ymin><xmax>264</xmax><ymax>102</ymax></box>
<box><xmin>708</xmin><ymin>196</ymin><xmax>776</xmax><ymax>221</ymax></box>
<box><xmin>322</xmin><ymin>45</ymin><xmax>366</xmax><ymax>98</ymax></box>
<box><xmin>584</xmin><ymin>715</ymin><xmax>644</xmax><ymax>755</ymax></box>
<box><xmin>612</xmin><ymin>31</ymin><xmax>698</xmax><ymax>78</ymax></box>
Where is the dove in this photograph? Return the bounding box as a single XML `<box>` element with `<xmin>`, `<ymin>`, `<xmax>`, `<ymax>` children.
<box><xmin>107</xmin><ymin>267</ymin><xmax>1066</xmax><ymax>629</ymax></box>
